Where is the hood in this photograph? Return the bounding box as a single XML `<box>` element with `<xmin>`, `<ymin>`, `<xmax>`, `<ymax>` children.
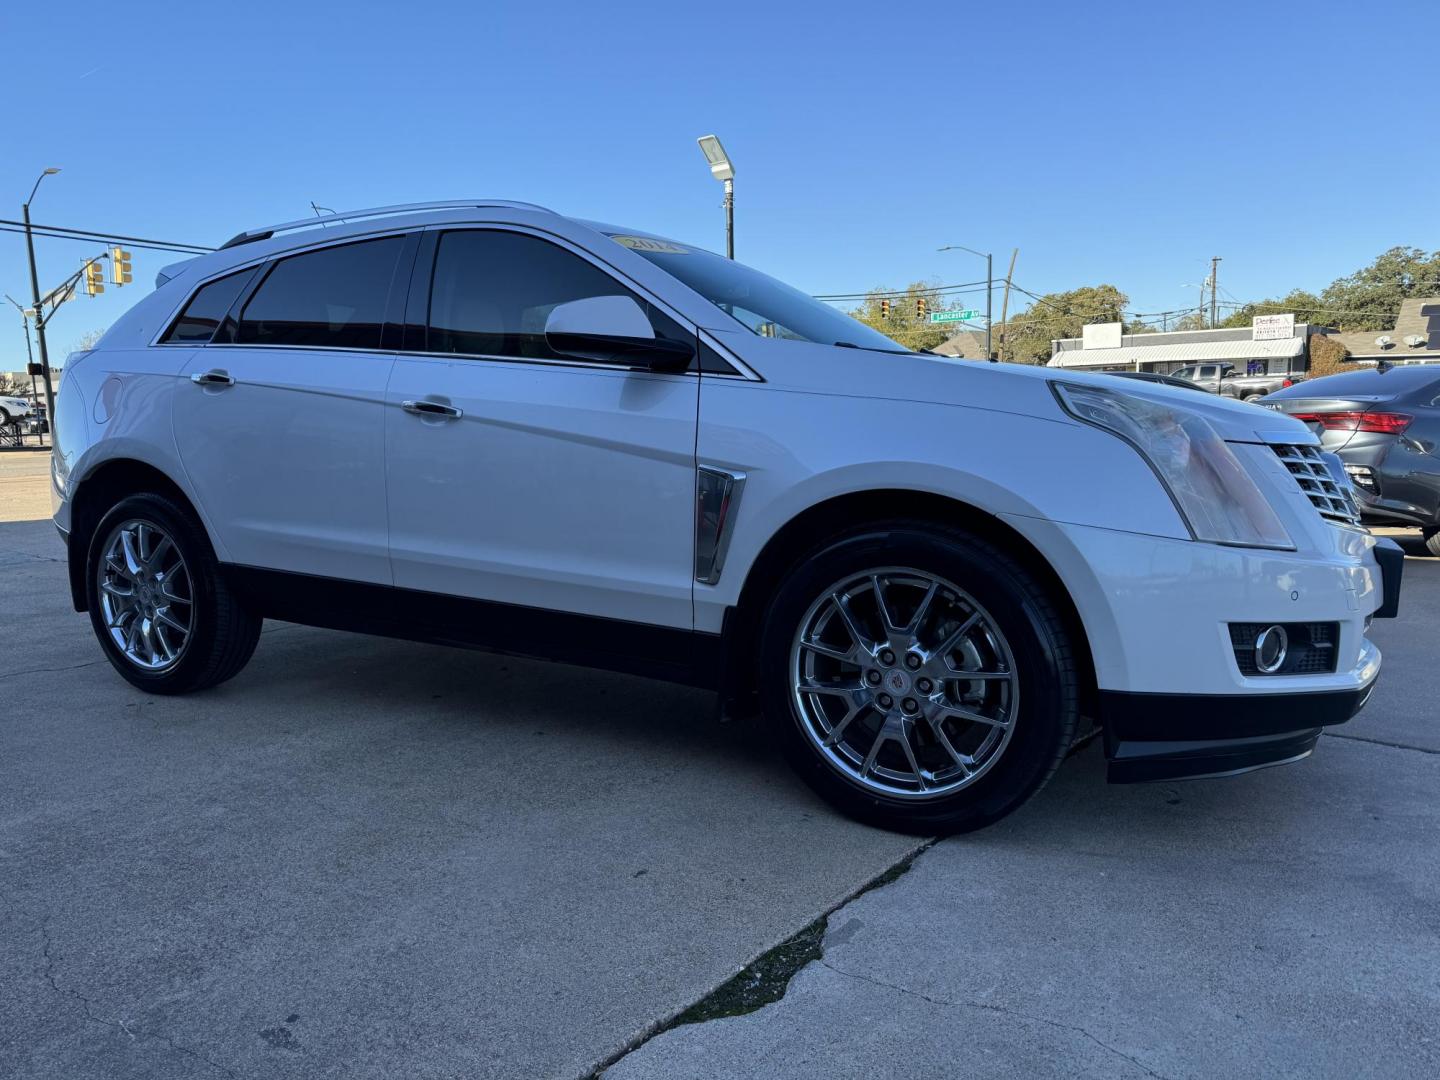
<box><xmin>708</xmin><ymin>332</ymin><xmax>1318</xmax><ymax>446</ymax></box>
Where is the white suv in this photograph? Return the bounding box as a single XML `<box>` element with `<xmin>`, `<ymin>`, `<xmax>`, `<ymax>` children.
<box><xmin>50</xmin><ymin>200</ymin><xmax>1403</xmax><ymax>832</ymax></box>
<box><xmin>1</xmin><ymin>394</ymin><xmax>34</xmax><ymax>426</ymax></box>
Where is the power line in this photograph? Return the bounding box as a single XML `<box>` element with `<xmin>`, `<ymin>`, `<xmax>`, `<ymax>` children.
<box><xmin>0</xmin><ymin>218</ymin><xmax>212</xmax><ymax>255</ymax></box>
<box><xmin>0</xmin><ymin>225</ymin><xmax>211</xmax><ymax>258</ymax></box>
<box><xmin>814</xmin><ymin>278</ymin><xmax>991</xmax><ymax>301</ymax></box>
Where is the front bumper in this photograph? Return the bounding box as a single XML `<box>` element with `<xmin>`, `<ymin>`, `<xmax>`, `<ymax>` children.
<box><xmin>1101</xmin><ymin>680</ymin><xmax>1376</xmax><ymax>783</ymax></box>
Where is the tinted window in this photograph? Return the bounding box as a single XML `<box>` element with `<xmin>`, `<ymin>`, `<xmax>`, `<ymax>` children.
<box><xmin>425</xmin><ymin>230</ymin><xmax>688</xmax><ymax>361</ymax></box>
<box><xmin>237</xmin><ymin>237</ymin><xmax>403</xmax><ymax>349</ymax></box>
<box><xmin>161</xmin><ymin>268</ymin><xmax>255</xmax><ymax>344</ymax></box>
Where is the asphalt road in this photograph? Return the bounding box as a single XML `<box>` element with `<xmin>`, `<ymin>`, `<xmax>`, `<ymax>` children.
<box><xmin>1</xmin><ymin>452</ymin><xmax>1436</xmax><ymax>1079</ymax></box>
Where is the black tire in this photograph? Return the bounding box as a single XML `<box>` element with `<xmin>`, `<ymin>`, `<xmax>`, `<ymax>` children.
<box><xmin>86</xmin><ymin>492</ymin><xmax>262</xmax><ymax>694</ymax></box>
<box><xmin>759</xmin><ymin>521</ymin><xmax>1079</xmax><ymax>835</ymax></box>
<box><xmin>1423</xmin><ymin>527</ymin><xmax>1440</xmax><ymax>558</ymax></box>
<box><xmin>1242</xmin><ymin>391</ymin><xmax>1266</xmax><ymax>402</ymax></box>
<box><xmin>0</xmin><ymin>407</ymin><xmax>11</xmax><ymax>427</ymax></box>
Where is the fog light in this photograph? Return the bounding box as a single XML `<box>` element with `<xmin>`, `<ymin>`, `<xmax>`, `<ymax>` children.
<box><xmin>1255</xmin><ymin>625</ymin><xmax>1289</xmax><ymax>674</ymax></box>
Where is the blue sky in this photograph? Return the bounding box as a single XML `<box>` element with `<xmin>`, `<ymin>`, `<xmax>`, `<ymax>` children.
<box><xmin>2</xmin><ymin>0</ymin><xmax>1434</xmax><ymax>363</ymax></box>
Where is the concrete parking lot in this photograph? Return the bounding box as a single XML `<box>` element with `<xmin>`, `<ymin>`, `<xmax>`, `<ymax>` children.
<box><xmin>2</xmin><ymin>450</ymin><xmax>1436</xmax><ymax>1079</ymax></box>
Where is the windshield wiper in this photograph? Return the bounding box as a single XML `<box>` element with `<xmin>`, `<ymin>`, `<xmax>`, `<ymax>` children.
<box><xmin>833</xmin><ymin>341</ymin><xmax>912</xmax><ymax>356</ymax></box>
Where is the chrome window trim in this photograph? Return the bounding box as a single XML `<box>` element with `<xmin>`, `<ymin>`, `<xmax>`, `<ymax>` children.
<box><xmin>419</xmin><ymin>222</ymin><xmax>760</xmax><ymax>382</ymax></box>
<box><xmin>147</xmin><ymin>229</ymin><xmax>413</xmax><ymax>349</ymax></box>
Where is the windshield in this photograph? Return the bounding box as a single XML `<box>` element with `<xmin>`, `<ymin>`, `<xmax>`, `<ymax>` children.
<box><xmin>605</xmin><ymin>232</ymin><xmax>910</xmax><ymax>353</ymax></box>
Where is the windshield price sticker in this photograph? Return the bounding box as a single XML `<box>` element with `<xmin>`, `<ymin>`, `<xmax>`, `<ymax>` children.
<box><xmin>612</xmin><ymin>236</ymin><xmax>690</xmax><ymax>255</ymax></box>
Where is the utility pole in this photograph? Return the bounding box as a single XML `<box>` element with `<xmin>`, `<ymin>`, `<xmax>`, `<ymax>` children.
<box><xmin>22</xmin><ymin>169</ymin><xmax>61</xmax><ymax>438</ymax></box>
<box><xmin>1209</xmin><ymin>256</ymin><xmax>1221</xmax><ymax>329</ymax></box>
<box><xmin>996</xmin><ymin>248</ymin><xmax>1019</xmax><ymax>362</ymax></box>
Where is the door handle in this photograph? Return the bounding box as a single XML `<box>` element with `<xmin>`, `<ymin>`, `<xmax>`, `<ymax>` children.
<box><xmin>401</xmin><ymin>399</ymin><xmax>463</xmax><ymax>419</ymax></box>
<box><xmin>190</xmin><ymin>369</ymin><xmax>235</xmax><ymax>387</ymax></box>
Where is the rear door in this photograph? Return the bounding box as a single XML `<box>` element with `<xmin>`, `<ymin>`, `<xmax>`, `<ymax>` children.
<box><xmin>172</xmin><ymin>234</ymin><xmax>414</xmax><ymax>584</ymax></box>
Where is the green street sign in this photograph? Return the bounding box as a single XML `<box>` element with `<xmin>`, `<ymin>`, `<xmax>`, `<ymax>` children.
<box><xmin>929</xmin><ymin>309</ymin><xmax>980</xmax><ymax>324</ymax></box>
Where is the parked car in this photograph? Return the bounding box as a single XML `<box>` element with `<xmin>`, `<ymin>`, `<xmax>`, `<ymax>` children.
<box><xmin>1105</xmin><ymin>371</ymin><xmax>1210</xmax><ymax>392</ymax></box>
<box><xmin>0</xmin><ymin>394</ymin><xmax>34</xmax><ymax>426</ymax></box>
<box><xmin>1262</xmin><ymin>364</ymin><xmax>1440</xmax><ymax>556</ymax></box>
<box><xmin>1169</xmin><ymin>362</ymin><xmax>1298</xmax><ymax>400</ymax></box>
<box><xmin>50</xmin><ymin>200</ymin><xmax>1402</xmax><ymax>833</ymax></box>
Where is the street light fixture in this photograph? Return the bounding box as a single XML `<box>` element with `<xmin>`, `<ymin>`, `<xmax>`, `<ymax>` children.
<box><xmin>696</xmin><ymin>135</ymin><xmax>735</xmax><ymax>259</ymax></box>
<box><xmin>938</xmin><ymin>243</ymin><xmax>993</xmax><ymax>360</ymax></box>
<box><xmin>22</xmin><ymin>167</ymin><xmax>62</xmax><ymax>444</ymax></box>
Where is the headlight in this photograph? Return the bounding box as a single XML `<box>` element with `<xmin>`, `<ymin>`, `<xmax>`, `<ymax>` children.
<box><xmin>1052</xmin><ymin>381</ymin><xmax>1292</xmax><ymax>549</ymax></box>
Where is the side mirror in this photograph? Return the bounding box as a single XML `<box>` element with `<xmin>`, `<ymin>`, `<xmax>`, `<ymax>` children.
<box><xmin>544</xmin><ymin>295</ymin><xmax>694</xmax><ymax>373</ymax></box>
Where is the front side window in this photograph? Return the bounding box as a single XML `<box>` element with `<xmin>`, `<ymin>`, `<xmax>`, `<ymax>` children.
<box><xmin>236</xmin><ymin>237</ymin><xmax>403</xmax><ymax>349</ymax></box>
<box><xmin>605</xmin><ymin>231</ymin><xmax>910</xmax><ymax>354</ymax></box>
<box><xmin>161</xmin><ymin>267</ymin><xmax>256</xmax><ymax>344</ymax></box>
<box><xmin>425</xmin><ymin>230</ymin><xmax>687</xmax><ymax>361</ymax></box>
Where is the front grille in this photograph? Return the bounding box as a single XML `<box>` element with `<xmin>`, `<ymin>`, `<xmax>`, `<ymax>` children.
<box><xmin>1229</xmin><ymin>622</ymin><xmax>1339</xmax><ymax>676</ymax></box>
<box><xmin>1270</xmin><ymin>443</ymin><xmax>1360</xmax><ymax>526</ymax></box>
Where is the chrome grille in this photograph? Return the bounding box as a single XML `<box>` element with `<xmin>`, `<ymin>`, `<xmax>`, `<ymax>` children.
<box><xmin>1271</xmin><ymin>443</ymin><xmax>1360</xmax><ymax>526</ymax></box>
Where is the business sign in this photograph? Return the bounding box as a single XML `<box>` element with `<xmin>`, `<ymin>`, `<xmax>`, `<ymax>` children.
<box><xmin>1082</xmin><ymin>322</ymin><xmax>1123</xmax><ymax>350</ymax></box>
<box><xmin>930</xmin><ymin>309</ymin><xmax>980</xmax><ymax>324</ymax></box>
<box><xmin>1252</xmin><ymin>313</ymin><xmax>1295</xmax><ymax>341</ymax></box>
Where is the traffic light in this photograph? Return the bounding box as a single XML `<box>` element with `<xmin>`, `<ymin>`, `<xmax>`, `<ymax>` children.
<box><xmin>110</xmin><ymin>247</ymin><xmax>132</xmax><ymax>286</ymax></box>
<box><xmin>916</xmin><ymin>297</ymin><xmax>927</xmax><ymax>319</ymax></box>
<box><xmin>83</xmin><ymin>259</ymin><xmax>105</xmax><ymax>297</ymax></box>
<box><xmin>880</xmin><ymin>298</ymin><xmax>891</xmax><ymax>319</ymax></box>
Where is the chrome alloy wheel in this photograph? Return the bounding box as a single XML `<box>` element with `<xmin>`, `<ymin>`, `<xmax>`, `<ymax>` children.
<box><xmin>790</xmin><ymin>568</ymin><xmax>1019</xmax><ymax>800</ymax></box>
<box><xmin>97</xmin><ymin>519</ymin><xmax>194</xmax><ymax>672</ymax></box>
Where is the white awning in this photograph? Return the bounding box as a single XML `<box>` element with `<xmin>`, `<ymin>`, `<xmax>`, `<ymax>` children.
<box><xmin>1047</xmin><ymin>336</ymin><xmax>1305</xmax><ymax>369</ymax></box>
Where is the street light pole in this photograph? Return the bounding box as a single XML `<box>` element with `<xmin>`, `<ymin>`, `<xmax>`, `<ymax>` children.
<box><xmin>696</xmin><ymin>135</ymin><xmax>736</xmax><ymax>260</ymax></box>
<box><xmin>723</xmin><ymin>177</ymin><xmax>734</xmax><ymax>260</ymax></box>
<box><xmin>22</xmin><ymin>168</ymin><xmax>60</xmax><ymax>441</ymax></box>
<box><xmin>4</xmin><ymin>296</ymin><xmax>39</xmax><ymax>410</ymax></box>
<box><xmin>937</xmin><ymin>243</ymin><xmax>993</xmax><ymax>359</ymax></box>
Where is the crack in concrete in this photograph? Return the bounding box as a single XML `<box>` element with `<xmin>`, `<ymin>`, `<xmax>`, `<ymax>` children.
<box><xmin>0</xmin><ymin>623</ymin><xmax>302</xmax><ymax>683</ymax></box>
<box><xmin>586</xmin><ymin>840</ymin><xmax>936</xmax><ymax>1079</ymax></box>
<box><xmin>817</xmin><ymin>958</ymin><xmax>1176</xmax><ymax>1080</ymax></box>
<box><xmin>0</xmin><ymin>657</ymin><xmax>110</xmax><ymax>682</ymax></box>
<box><xmin>1325</xmin><ymin>732</ymin><xmax>1440</xmax><ymax>757</ymax></box>
<box><xmin>2</xmin><ymin>890</ymin><xmax>239</xmax><ymax>1078</ymax></box>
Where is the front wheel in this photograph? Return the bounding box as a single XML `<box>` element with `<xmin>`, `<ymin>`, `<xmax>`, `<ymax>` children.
<box><xmin>86</xmin><ymin>493</ymin><xmax>262</xmax><ymax>694</ymax></box>
<box><xmin>1423</xmin><ymin>527</ymin><xmax>1440</xmax><ymax>558</ymax></box>
<box><xmin>759</xmin><ymin>522</ymin><xmax>1080</xmax><ymax>834</ymax></box>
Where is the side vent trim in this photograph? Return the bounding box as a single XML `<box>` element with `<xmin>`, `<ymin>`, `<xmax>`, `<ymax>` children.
<box><xmin>696</xmin><ymin>466</ymin><xmax>746</xmax><ymax>585</ymax></box>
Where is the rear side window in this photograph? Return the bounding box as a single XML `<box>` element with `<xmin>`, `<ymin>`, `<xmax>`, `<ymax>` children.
<box><xmin>160</xmin><ymin>268</ymin><xmax>255</xmax><ymax>344</ymax></box>
<box><xmin>424</xmin><ymin>230</ymin><xmax>687</xmax><ymax>361</ymax></box>
<box><xmin>237</xmin><ymin>237</ymin><xmax>403</xmax><ymax>349</ymax></box>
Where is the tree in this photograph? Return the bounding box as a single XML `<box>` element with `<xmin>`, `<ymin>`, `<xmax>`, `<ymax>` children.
<box><xmin>67</xmin><ymin>328</ymin><xmax>106</xmax><ymax>354</ymax></box>
<box><xmin>848</xmin><ymin>282</ymin><xmax>952</xmax><ymax>352</ymax></box>
<box><xmin>1306</xmin><ymin>333</ymin><xmax>1350</xmax><ymax>379</ymax></box>
<box><xmin>1318</xmin><ymin>246</ymin><xmax>1440</xmax><ymax>331</ymax></box>
<box><xmin>993</xmin><ymin>284</ymin><xmax>1131</xmax><ymax>365</ymax></box>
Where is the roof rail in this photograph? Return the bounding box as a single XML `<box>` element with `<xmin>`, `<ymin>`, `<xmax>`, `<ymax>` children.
<box><xmin>218</xmin><ymin>199</ymin><xmax>558</xmax><ymax>250</ymax></box>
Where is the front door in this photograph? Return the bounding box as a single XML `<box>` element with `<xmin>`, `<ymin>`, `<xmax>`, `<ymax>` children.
<box><xmin>384</xmin><ymin>227</ymin><xmax>699</xmax><ymax>630</ymax></box>
<box><xmin>172</xmin><ymin>235</ymin><xmax>410</xmax><ymax>585</ymax></box>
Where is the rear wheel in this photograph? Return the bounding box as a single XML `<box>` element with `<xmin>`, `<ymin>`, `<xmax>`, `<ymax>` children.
<box><xmin>759</xmin><ymin>522</ymin><xmax>1079</xmax><ymax>834</ymax></box>
<box><xmin>0</xmin><ymin>407</ymin><xmax>12</xmax><ymax>427</ymax></box>
<box><xmin>1423</xmin><ymin>527</ymin><xmax>1440</xmax><ymax>558</ymax></box>
<box><xmin>86</xmin><ymin>493</ymin><xmax>261</xmax><ymax>694</ymax></box>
